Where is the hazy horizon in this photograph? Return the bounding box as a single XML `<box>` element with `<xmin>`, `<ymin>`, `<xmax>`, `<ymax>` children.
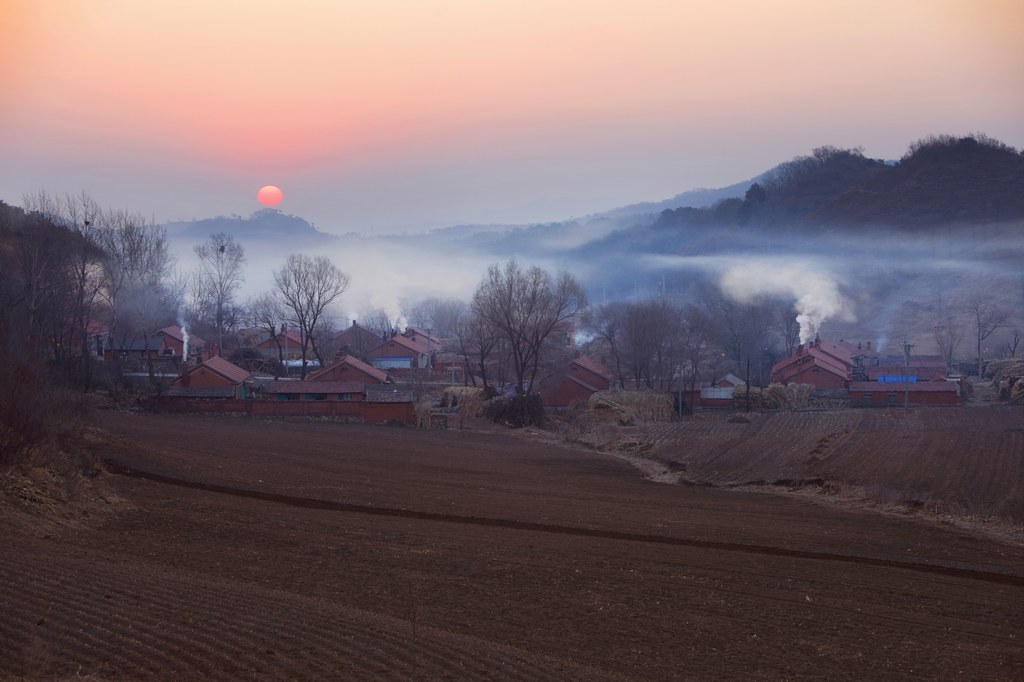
<box><xmin>2</xmin><ymin>1</ymin><xmax>1022</xmax><ymax>233</ymax></box>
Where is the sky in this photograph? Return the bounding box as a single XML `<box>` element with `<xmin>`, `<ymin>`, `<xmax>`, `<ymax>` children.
<box><xmin>1</xmin><ymin>0</ymin><xmax>1022</xmax><ymax>234</ymax></box>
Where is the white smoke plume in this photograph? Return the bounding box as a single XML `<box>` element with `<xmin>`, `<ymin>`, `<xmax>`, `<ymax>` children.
<box><xmin>719</xmin><ymin>261</ymin><xmax>855</xmax><ymax>344</ymax></box>
<box><xmin>178</xmin><ymin>320</ymin><xmax>190</xmax><ymax>360</ymax></box>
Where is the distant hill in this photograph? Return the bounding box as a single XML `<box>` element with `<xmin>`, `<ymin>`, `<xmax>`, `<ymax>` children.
<box><xmin>590</xmin><ymin>178</ymin><xmax>757</xmax><ymax>220</ymax></box>
<box><xmin>811</xmin><ymin>135</ymin><xmax>1024</xmax><ymax>226</ymax></box>
<box><xmin>163</xmin><ymin>209</ymin><xmax>334</xmax><ymax>245</ymax></box>
<box><xmin>647</xmin><ymin>135</ymin><xmax>1024</xmax><ymax>231</ymax></box>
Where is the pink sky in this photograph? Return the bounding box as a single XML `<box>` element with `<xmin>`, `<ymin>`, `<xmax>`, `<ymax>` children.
<box><xmin>1</xmin><ymin>0</ymin><xmax>1022</xmax><ymax>232</ymax></box>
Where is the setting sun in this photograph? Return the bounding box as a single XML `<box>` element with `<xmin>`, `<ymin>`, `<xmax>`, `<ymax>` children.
<box><xmin>257</xmin><ymin>184</ymin><xmax>283</xmax><ymax>207</ymax></box>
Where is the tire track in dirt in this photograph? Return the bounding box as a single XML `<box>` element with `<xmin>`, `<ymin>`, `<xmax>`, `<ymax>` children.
<box><xmin>104</xmin><ymin>458</ymin><xmax>1024</xmax><ymax>587</ymax></box>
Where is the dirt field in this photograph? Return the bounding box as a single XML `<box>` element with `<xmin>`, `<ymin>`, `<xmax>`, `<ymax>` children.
<box><xmin>2</xmin><ymin>409</ymin><xmax>1023</xmax><ymax>680</ymax></box>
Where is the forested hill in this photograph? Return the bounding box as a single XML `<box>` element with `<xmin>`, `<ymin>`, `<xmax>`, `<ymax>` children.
<box><xmin>162</xmin><ymin>208</ymin><xmax>334</xmax><ymax>245</ymax></box>
<box><xmin>654</xmin><ymin>135</ymin><xmax>1024</xmax><ymax>231</ymax></box>
<box><xmin>810</xmin><ymin>135</ymin><xmax>1024</xmax><ymax>227</ymax></box>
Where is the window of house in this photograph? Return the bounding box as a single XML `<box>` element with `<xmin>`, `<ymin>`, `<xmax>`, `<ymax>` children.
<box><xmin>339</xmin><ymin>393</ymin><xmax>352</xmax><ymax>401</ymax></box>
<box><xmin>305</xmin><ymin>393</ymin><xmax>327</xmax><ymax>401</ymax></box>
<box><xmin>861</xmin><ymin>394</ymin><xmax>873</xmax><ymax>403</ymax></box>
<box><xmin>277</xmin><ymin>393</ymin><xmax>299</xmax><ymax>401</ymax></box>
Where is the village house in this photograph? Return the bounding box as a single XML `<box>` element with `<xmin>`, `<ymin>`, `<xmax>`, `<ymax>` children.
<box><xmin>255</xmin><ymin>329</ymin><xmax>312</xmax><ymax>362</ymax></box>
<box><xmin>849</xmin><ymin>380</ymin><xmax>961</xmax><ymax>407</ymax></box>
<box><xmin>153</xmin><ymin>325</ymin><xmax>208</xmax><ymax>360</ymax></box>
<box><xmin>539</xmin><ymin>354</ymin><xmax>617</xmax><ymax>410</ymax></box>
<box><xmin>306</xmin><ymin>354</ymin><xmax>388</xmax><ymax>384</ymax></box>
<box><xmin>264</xmin><ymin>380</ymin><xmax>365</xmax><ymax>402</ymax></box>
<box><xmin>333</xmin><ymin>320</ymin><xmax>383</xmax><ymax>357</ymax></box>
<box><xmin>365</xmin><ymin>331</ymin><xmax>431</xmax><ymax>370</ymax></box>
<box><xmin>770</xmin><ymin>338</ymin><xmax>852</xmax><ymax>389</ymax></box>
<box><xmin>103</xmin><ymin>335</ymin><xmax>161</xmax><ymax>363</ymax></box>
<box><xmin>865</xmin><ymin>354</ymin><xmax>948</xmax><ymax>382</ymax></box>
<box><xmin>714</xmin><ymin>373</ymin><xmax>745</xmax><ymax>388</ymax></box>
<box><xmin>167</xmin><ymin>355</ymin><xmax>253</xmax><ymax>399</ymax></box>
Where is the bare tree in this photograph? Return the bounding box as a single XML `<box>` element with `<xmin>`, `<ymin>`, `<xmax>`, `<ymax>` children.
<box><xmin>472</xmin><ymin>260</ymin><xmax>586</xmax><ymax>396</ymax></box>
<box><xmin>583</xmin><ymin>301</ymin><xmax>627</xmax><ymax>386</ymax></box>
<box><xmin>407</xmin><ymin>297</ymin><xmax>468</xmax><ymax>339</ymax></box>
<box><xmin>20</xmin><ymin>191</ymin><xmax>107</xmax><ymax>389</ymax></box>
<box><xmin>273</xmin><ymin>254</ymin><xmax>350</xmax><ymax>378</ymax></box>
<box><xmin>97</xmin><ymin>209</ymin><xmax>174</xmax><ymax>328</ymax></box>
<box><xmin>964</xmin><ymin>293</ymin><xmax>1008</xmax><ymax>378</ymax></box>
<box><xmin>247</xmin><ymin>293</ymin><xmax>286</xmax><ymax>375</ymax></box>
<box><xmin>706</xmin><ymin>292</ymin><xmax>774</xmax><ymax>379</ymax></box>
<box><xmin>933</xmin><ymin>316</ymin><xmax>964</xmax><ymax>372</ymax></box>
<box><xmin>193</xmin><ymin>233</ymin><xmax>245</xmax><ymax>351</ymax></box>
<box><xmin>1005</xmin><ymin>329</ymin><xmax>1021</xmax><ymax>358</ymax></box>
<box><xmin>680</xmin><ymin>304</ymin><xmax>711</xmax><ymax>412</ymax></box>
<box><xmin>359</xmin><ymin>307</ymin><xmax>401</xmax><ymax>342</ymax></box>
<box><xmin>771</xmin><ymin>299</ymin><xmax>801</xmax><ymax>357</ymax></box>
<box><xmin>93</xmin><ymin>207</ymin><xmax>177</xmax><ymax>384</ymax></box>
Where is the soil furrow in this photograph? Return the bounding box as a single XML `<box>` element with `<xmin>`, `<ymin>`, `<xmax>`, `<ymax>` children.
<box><xmin>105</xmin><ymin>457</ymin><xmax>1024</xmax><ymax>586</ymax></box>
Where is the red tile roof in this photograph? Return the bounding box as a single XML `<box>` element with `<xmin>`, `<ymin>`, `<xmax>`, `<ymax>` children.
<box><xmin>267</xmin><ymin>380</ymin><xmax>365</xmax><ymax>394</ymax></box>
<box><xmin>158</xmin><ymin>324</ymin><xmax>208</xmax><ymax>348</ymax></box>
<box><xmin>571</xmin><ymin>355</ymin><xmax>616</xmax><ymax>382</ymax></box>
<box><xmin>186</xmin><ymin>356</ymin><xmax>251</xmax><ymax>385</ymax></box>
<box><xmin>849</xmin><ymin>381</ymin><xmax>958</xmax><ymax>393</ymax></box>
<box><xmin>307</xmin><ymin>354</ymin><xmax>388</xmax><ymax>383</ymax></box>
<box><xmin>368</xmin><ymin>334</ymin><xmax>428</xmax><ymax>355</ymax></box>
<box><xmin>772</xmin><ymin>347</ymin><xmax>849</xmax><ymax>379</ymax></box>
<box><xmin>255</xmin><ymin>329</ymin><xmax>308</xmax><ymax>349</ymax></box>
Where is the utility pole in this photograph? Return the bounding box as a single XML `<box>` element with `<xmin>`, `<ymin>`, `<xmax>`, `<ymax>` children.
<box><xmin>903</xmin><ymin>337</ymin><xmax>913</xmax><ymax>410</ymax></box>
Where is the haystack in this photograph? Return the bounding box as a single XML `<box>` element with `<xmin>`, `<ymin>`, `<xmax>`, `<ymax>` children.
<box><xmin>762</xmin><ymin>383</ymin><xmax>813</xmax><ymax>410</ymax></box>
<box><xmin>733</xmin><ymin>385</ymin><xmax>774</xmax><ymax>409</ymax></box>
<box><xmin>988</xmin><ymin>358</ymin><xmax>1024</xmax><ymax>403</ymax></box>
<box><xmin>587</xmin><ymin>390</ymin><xmax>674</xmax><ymax>425</ymax></box>
<box><xmin>442</xmin><ymin>386</ymin><xmax>486</xmax><ymax>418</ymax></box>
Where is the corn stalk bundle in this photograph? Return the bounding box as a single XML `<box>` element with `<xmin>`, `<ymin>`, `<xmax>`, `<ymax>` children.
<box><xmin>587</xmin><ymin>390</ymin><xmax>674</xmax><ymax>425</ymax></box>
<box><xmin>443</xmin><ymin>387</ymin><xmax>486</xmax><ymax>417</ymax></box>
<box><xmin>733</xmin><ymin>385</ymin><xmax>774</xmax><ymax>409</ymax></box>
<box><xmin>763</xmin><ymin>383</ymin><xmax>813</xmax><ymax>410</ymax></box>
<box><xmin>414</xmin><ymin>398</ymin><xmax>437</xmax><ymax>429</ymax></box>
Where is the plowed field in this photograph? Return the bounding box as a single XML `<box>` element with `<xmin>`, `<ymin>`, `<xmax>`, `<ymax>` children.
<box><xmin>633</xmin><ymin>407</ymin><xmax>1024</xmax><ymax>522</ymax></box>
<box><xmin>2</xmin><ymin>410</ymin><xmax>1023</xmax><ymax>680</ymax></box>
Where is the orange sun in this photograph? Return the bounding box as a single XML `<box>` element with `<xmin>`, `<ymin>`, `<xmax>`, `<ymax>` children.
<box><xmin>257</xmin><ymin>185</ymin><xmax>283</xmax><ymax>206</ymax></box>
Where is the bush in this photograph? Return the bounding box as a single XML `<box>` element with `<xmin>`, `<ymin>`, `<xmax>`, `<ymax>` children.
<box><xmin>0</xmin><ymin>363</ymin><xmax>89</xmax><ymax>466</ymax></box>
<box><xmin>485</xmin><ymin>393</ymin><xmax>545</xmax><ymax>428</ymax></box>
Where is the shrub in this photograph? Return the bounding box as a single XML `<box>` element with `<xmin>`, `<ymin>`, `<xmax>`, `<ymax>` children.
<box><xmin>485</xmin><ymin>393</ymin><xmax>545</xmax><ymax>428</ymax></box>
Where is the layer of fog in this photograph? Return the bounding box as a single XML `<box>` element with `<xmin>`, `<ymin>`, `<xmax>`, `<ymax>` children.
<box><xmin>169</xmin><ymin>217</ymin><xmax>1024</xmax><ymax>356</ymax></box>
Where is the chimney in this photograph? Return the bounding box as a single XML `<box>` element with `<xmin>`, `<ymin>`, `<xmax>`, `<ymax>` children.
<box><xmin>796</xmin><ymin>343</ymin><xmax>804</xmax><ymax>356</ymax></box>
<box><xmin>866</xmin><ymin>341</ymin><xmax>872</xmax><ymax>351</ymax></box>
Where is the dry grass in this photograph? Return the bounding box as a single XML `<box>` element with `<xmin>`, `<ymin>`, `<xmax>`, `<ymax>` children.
<box><xmin>763</xmin><ymin>479</ymin><xmax>1024</xmax><ymax>546</ymax></box>
<box><xmin>0</xmin><ymin>428</ymin><xmax>125</xmax><ymax>538</ymax></box>
<box><xmin>988</xmin><ymin>357</ymin><xmax>1024</xmax><ymax>403</ymax></box>
<box><xmin>442</xmin><ymin>387</ymin><xmax>487</xmax><ymax>418</ymax></box>
<box><xmin>732</xmin><ymin>383</ymin><xmax>814</xmax><ymax>410</ymax></box>
<box><xmin>585</xmin><ymin>390</ymin><xmax>675</xmax><ymax>426</ymax></box>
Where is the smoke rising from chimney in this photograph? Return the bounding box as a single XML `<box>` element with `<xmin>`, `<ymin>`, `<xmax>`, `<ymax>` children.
<box><xmin>719</xmin><ymin>262</ymin><xmax>854</xmax><ymax>344</ymax></box>
<box><xmin>179</xmin><ymin>320</ymin><xmax>190</xmax><ymax>360</ymax></box>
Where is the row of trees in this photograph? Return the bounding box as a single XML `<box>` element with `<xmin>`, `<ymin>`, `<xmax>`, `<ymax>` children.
<box><xmin>1</xmin><ymin>192</ymin><xmax>355</xmax><ymax>389</ymax></box>
<box><xmin>4</xmin><ymin>188</ymin><xmax>1019</xmax><ymax>437</ymax></box>
<box><xmin>934</xmin><ymin>291</ymin><xmax>1016</xmax><ymax>378</ymax></box>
